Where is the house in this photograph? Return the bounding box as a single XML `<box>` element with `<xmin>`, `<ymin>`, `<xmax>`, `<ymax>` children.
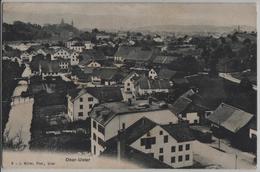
<box><xmin>78</xmin><ymin>49</ymin><xmax>106</xmax><ymax>68</ymax></box>
<box><xmin>135</xmin><ymin>75</ymin><xmax>171</xmax><ymax>96</ymax></box>
<box><xmin>58</xmin><ymin>59</ymin><xmax>70</xmax><ymax>70</ymax></box>
<box><xmin>207</xmin><ymin>103</ymin><xmax>254</xmax><ymax>148</ymax></box>
<box><xmin>170</xmin><ymin>90</ymin><xmax>209</xmax><ymax>124</ymax></box>
<box><xmin>91</xmin><ymin>68</ymin><xmax>124</xmax><ymax>86</ymax></box>
<box><xmin>87</xmin><ymin>60</ymin><xmax>101</xmax><ymax>68</ymax></box>
<box><xmin>89</xmin><ymin>100</ymin><xmax>179</xmax><ymax>156</ymax></box>
<box><xmin>70</xmin><ymin>42</ymin><xmax>85</xmax><ymax>53</ymax></box>
<box><xmin>67</xmin><ymin>87</ymin><xmax>123</xmax><ymax>121</ymax></box>
<box><xmin>96</xmin><ymin>34</ymin><xmax>111</xmax><ymax>40</ymax></box>
<box><xmin>84</xmin><ymin>41</ymin><xmax>94</xmax><ymax>50</ymax></box>
<box><xmin>67</xmin><ymin>89</ymin><xmax>99</xmax><ymax>121</ymax></box>
<box><xmin>148</xmin><ymin>68</ymin><xmax>158</xmax><ymax>80</ymax></box>
<box><xmin>52</xmin><ymin>47</ymin><xmax>71</xmax><ymax>60</ymax></box>
<box><xmin>70</xmin><ymin>51</ymin><xmax>79</xmax><ymax>65</ymax></box>
<box><xmin>122</xmin><ymin>72</ymin><xmax>140</xmax><ymax>103</ymax></box>
<box><xmin>66</xmin><ymin>37</ymin><xmax>83</xmax><ymax>49</ymax></box>
<box><xmin>103</xmin><ymin>117</ymin><xmax>195</xmax><ymax>168</ymax></box>
<box><xmin>39</xmin><ymin>60</ymin><xmax>61</xmax><ymax>79</ymax></box>
<box><xmin>114</xmin><ymin>46</ymin><xmax>154</xmax><ymax>63</ymax></box>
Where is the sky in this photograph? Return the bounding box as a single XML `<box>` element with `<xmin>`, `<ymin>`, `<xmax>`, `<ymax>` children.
<box><xmin>2</xmin><ymin>3</ymin><xmax>257</xmax><ymax>30</ymax></box>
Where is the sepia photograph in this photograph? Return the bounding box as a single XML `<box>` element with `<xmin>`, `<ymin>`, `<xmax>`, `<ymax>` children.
<box><xmin>1</xmin><ymin>1</ymin><xmax>258</xmax><ymax>170</ymax></box>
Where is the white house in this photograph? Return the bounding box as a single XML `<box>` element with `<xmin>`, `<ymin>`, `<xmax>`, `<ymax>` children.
<box><xmin>70</xmin><ymin>51</ymin><xmax>79</xmax><ymax>65</ymax></box>
<box><xmin>135</xmin><ymin>76</ymin><xmax>171</xmax><ymax>96</ymax></box>
<box><xmin>89</xmin><ymin>100</ymin><xmax>179</xmax><ymax>156</ymax></box>
<box><xmin>52</xmin><ymin>48</ymin><xmax>71</xmax><ymax>60</ymax></box>
<box><xmin>87</xmin><ymin>61</ymin><xmax>101</xmax><ymax>68</ymax></box>
<box><xmin>70</xmin><ymin>43</ymin><xmax>85</xmax><ymax>53</ymax></box>
<box><xmin>85</xmin><ymin>41</ymin><xmax>94</xmax><ymax>50</ymax></box>
<box><xmin>130</xmin><ymin>123</ymin><xmax>194</xmax><ymax>168</ymax></box>
<box><xmin>67</xmin><ymin>89</ymin><xmax>99</xmax><ymax>121</ymax></box>
<box><xmin>148</xmin><ymin>68</ymin><xmax>158</xmax><ymax>80</ymax></box>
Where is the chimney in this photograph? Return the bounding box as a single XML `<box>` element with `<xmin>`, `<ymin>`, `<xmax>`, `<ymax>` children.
<box><xmin>117</xmin><ymin>129</ymin><xmax>126</xmax><ymax>161</ymax></box>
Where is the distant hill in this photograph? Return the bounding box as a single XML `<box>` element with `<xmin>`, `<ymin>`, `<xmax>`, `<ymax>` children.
<box><xmin>3</xmin><ymin>21</ymin><xmax>80</xmax><ymax>41</ymax></box>
<box><xmin>133</xmin><ymin>25</ymin><xmax>256</xmax><ymax>34</ymax></box>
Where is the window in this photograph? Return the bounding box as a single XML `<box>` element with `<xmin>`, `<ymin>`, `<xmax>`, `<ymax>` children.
<box><xmin>88</xmin><ymin>97</ymin><xmax>93</xmax><ymax>101</ymax></box>
<box><xmin>93</xmin><ymin>121</ymin><xmax>97</xmax><ymax>129</ymax></box>
<box><xmin>127</xmin><ymin>88</ymin><xmax>130</xmax><ymax>91</ymax></box>
<box><xmin>78</xmin><ymin>112</ymin><xmax>83</xmax><ymax>117</ymax></box>
<box><xmin>179</xmin><ymin>145</ymin><xmax>183</xmax><ymax>151</ymax></box>
<box><xmin>140</xmin><ymin>137</ymin><xmax>156</xmax><ymax>149</ymax></box>
<box><xmin>122</xmin><ymin>123</ymin><xmax>125</xmax><ymax>129</ymax></box>
<box><xmin>159</xmin><ymin>155</ymin><xmax>164</xmax><ymax>162</ymax></box>
<box><xmin>186</xmin><ymin>144</ymin><xmax>190</xmax><ymax>150</ymax></box>
<box><xmin>80</xmin><ymin>105</ymin><xmax>83</xmax><ymax>109</ymax></box>
<box><xmin>185</xmin><ymin>154</ymin><xmax>190</xmax><ymax>161</ymax></box>
<box><xmin>171</xmin><ymin>157</ymin><xmax>176</xmax><ymax>163</ymax></box>
<box><xmin>159</xmin><ymin>131</ymin><xmax>163</xmax><ymax>135</ymax></box>
<box><xmin>98</xmin><ymin>125</ymin><xmax>105</xmax><ymax>134</ymax></box>
<box><xmin>80</xmin><ymin>97</ymin><xmax>83</xmax><ymax>102</ymax></box>
<box><xmin>178</xmin><ymin>155</ymin><xmax>183</xmax><ymax>162</ymax></box>
<box><xmin>89</xmin><ymin>104</ymin><xmax>93</xmax><ymax>109</ymax></box>
<box><xmin>159</xmin><ymin>148</ymin><xmax>163</xmax><ymax>153</ymax></box>
<box><xmin>171</xmin><ymin>146</ymin><xmax>176</xmax><ymax>152</ymax></box>
<box><xmin>164</xmin><ymin>135</ymin><xmax>168</xmax><ymax>143</ymax></box>
<box><xmin>127</xmin><ymin>83</ymin><xmax>130</xmax><ymax>86</ymax></box>
<box><xmin>98</xmin><ymin>137</ymin><xmax>105</xmax><ymax>147</ymax></box>
<box><xmin>93</xmin><ymin>133</ymin><xmax>96</xmax><ymax>141</ymax></box>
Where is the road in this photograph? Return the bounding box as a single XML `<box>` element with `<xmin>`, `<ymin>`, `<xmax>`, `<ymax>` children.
<box><xmin>193</xmin><ymin>140</ymin><xmax>256</xmax><ymax>169</ymax></box>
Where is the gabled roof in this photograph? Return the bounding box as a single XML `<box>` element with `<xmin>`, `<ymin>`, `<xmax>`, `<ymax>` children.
<box><xmin>208</xmin><ymin>103</ymin><xmax>254</xmax><ymax>133</ymax></box>
<box><xmin>92</xmin><ymin>68</ymin><xmax>121</xmax><ymax>81</ymax></box>
<box><xmin>122</xmin><ymin>71</ymin><xmax>140</xmax><ymax>83</ymax></box>
<box><xmin>158</xmin><ymin>68</ymin><xmax>177</xmax><ymax>80</ymax></box>
<box><xmin>137</xmin><ymin>75</ymin><xmax>171</xmax><ymax>90</ymax></box>
<box><xmin>68</xmin><ymin>37</ymin><xmax>83</xmax><ymax>42</ymax></box>
<box><xmin>161</xmin><ymin>123</ymin><xmax>195</xmax><ymax>142</ymax></box>
<box><xmin>171</xmin><ymin>96</ymin><xmax>192</xmax><ymax>115</ymax></box>
<box><xmin>86</xmin><ymin>87</ymin><xmax>123</xmax><ymax>103</ymax></box>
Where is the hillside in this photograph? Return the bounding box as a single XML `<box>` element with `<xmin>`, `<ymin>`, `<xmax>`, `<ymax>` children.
<box><xmin>3</xmin><ymin>21</ymin><xmax>80</xmax><ymax>41</ymax></box>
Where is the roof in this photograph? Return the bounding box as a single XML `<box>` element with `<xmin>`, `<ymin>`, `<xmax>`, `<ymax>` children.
<box><xmin>40</xmin><ymin>60</ymin><xmax>60</xmax><ymax>73</ymax></box>
<box><xmin>92</xmin><ymin>68</ymin><xmax>121</xmax><ymax>81</ymax></box>
<box><xmin>158</xmin><ymin>68</ymin><xmax>177</xmax><ymax>80</ymax></box>
<box><xmin>79</xmin><ymin>49</ymin><xmax>106</xmax><ymax>62</ymax></box>
<box><xmin>137</xmin><ymin>75</ymin><xmax>171</xmax><ymax>90</ymax></box>
<box><xmin>171</xmin><ymin>96</ymin><xmax>192</xmax><ymax>115</ymax></box>
<box><xmin>86</xmin><ymin>87</ymin><xmax>123</xmax><ymax>103</ymax></box>
<box><xmin>208</xmin><ymin>103</ymin><xmax>254</xmax><ymax>133</ymax></box>
<box><xmin>68</xmin><ymin>37</ymin><xmax>83</xmax><ymax>42</ymax></box>
<box><xmin>161</xmin><ymin>123</ymin><xmax>195</xmax><ymax>142</ymax></box>
<box><xmin>115</xmin><ymin>46</ymin><xmax>154</xmax><ymax>62</ymax></box>
<box><xmin>71</xmin><ymin>42</ymin><xmax>85</xmax><ymax>46</ymax></box>
<box><xmin>3</xmin><ymin>49</ymin><xmax>21</xmax><ymax>57</ymax></box>
<box><xmin>90</xmin><ymin>100</ymin><xmax>168</xmax><ymax>126</ymax></box>
<box><xmin>153</xmin><ymin>55</ymin><xmax>178</xmax><ymax>64</ymax></box>
<box><xmin>122</xmin><ymin>72</ymin><xmax>140</xmax><ymax>83</ymax></box>
<box><xmin>68</xmin><ymin>87</ymin><xmax>123</xmax><ymax>103</ymax></box>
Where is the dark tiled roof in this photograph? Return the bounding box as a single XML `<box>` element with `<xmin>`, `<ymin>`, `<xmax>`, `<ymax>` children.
<box><xmin>153</xmin><ymin>55</ymin><xmax>178</xmax><ymax>64</ymax></box>
<box><xmin>3</xmin><ymin>49</ymin><xmax>21</xmax><ymax>57</ymax></box>
<box><xmin>208</xmin><ymin>103</ymin><xmax>254</xmax><ymax>133</ymax></box>
<box><xmin>171</xmin><ymin>96</ymin><xmax>192</xmax><ymax>115</ymax></box>
<box><xmin>114</xmin><ymin>46</ymin><xmax>136</xmax><ymax>57</ymax></box>
<box><xmin>86</xmin><ymin>86</ymin><xmax>123</xmax><ymax>103</ymax></box>
<box><xmin>158</xmin><ymin>68</ymin><xmax>177</xmax><ymax>80</ymax></box>
<box><xmin>137</xmin><ymin>75</ymin><xmax>171</xmax><ymax>90</ymax></box>
<box><xmin>92</xmin><ymin>68</ymin><xmax>122</xmax><ymax>81</ymax></box>
<box><xmin>161</xmin><ymin>123</ymin><xmax>195</xmax><ymax>142</ymax></box>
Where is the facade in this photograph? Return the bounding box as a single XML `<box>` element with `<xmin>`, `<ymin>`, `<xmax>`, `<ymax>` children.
<box><xmin>70</xmin><ymin>52</ymin><xmax>79</xmax><ymax>65</ymax></box>
<box><xmin>131</xmin><ymin>125</ymin><xmax>194</xmax><ymax>168</ymax></box>
<box><xmin>67</xmin><ymin>89</ymin><xmax>99</xmax><ymax>121</ymax></box>
<box><xmin>148</xmin><ymin>69</ymin><xmax>158</xmax><ymax>80</ymax></box>
<box><xmin>89</xmin><ymin>101</ymin><xmax>179</xmax><ymax>156</ymax></box>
